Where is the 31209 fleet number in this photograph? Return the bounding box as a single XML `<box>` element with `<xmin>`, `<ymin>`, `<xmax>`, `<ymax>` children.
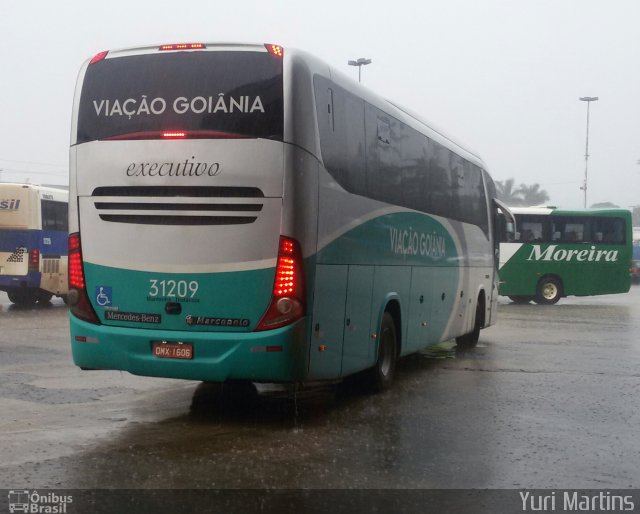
<box><xmin>148</xmin><ymin>279</ymin><xmax>199</xmax><ymax>298</ymax></box>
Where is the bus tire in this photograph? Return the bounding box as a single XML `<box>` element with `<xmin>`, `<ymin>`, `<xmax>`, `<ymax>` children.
<box><xmin>37</xmin><ymin>291</ymin><xmax>53</xmax><ymax>304</ymax></box>
<box><xmin>7</xmin><ymin>289</ymin><xmax>38</xmax><ymax>306</ymax></box>
<box><xmin>456</xmin><ymin>296</ymin><xmax>484</xmax><ymax>349</ymax></box>
<box><xmin>535</xmin><ymin>276</ymin><xmax>562</xmax><ymax>305</ymax></box>
<box><xmin>508</xmin><ymin>296</ymin><xmax>532</xmax><ymax>304</ymax></box>
<box><xmin>368</xmin><ymin>312</ymin><xmax>398</xmax><ymax>392</ymax></box>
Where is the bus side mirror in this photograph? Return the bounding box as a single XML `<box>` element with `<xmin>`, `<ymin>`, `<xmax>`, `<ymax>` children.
<box><xmin>494</xmin><ymin>199</ymin><xmax>516</xmax><ymax>243</ymax></box>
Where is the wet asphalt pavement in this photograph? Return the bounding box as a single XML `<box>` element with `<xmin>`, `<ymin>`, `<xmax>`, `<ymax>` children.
<box><xmin>0</xmin><ymin>287</ymin><xmax>639</xmax><ymax>490</ymax></box>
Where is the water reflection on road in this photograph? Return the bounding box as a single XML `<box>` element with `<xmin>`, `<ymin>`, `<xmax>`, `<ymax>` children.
<box><xmin>1</xmin><ymin>287</ymin><xmax>639</xmax><ymax>489</ymax></box>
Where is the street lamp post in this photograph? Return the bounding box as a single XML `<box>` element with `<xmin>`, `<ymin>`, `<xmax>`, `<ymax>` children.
<box><xmin>348</xmin><ymin>58</ymin><xmax>372</xmax><ymax>83</ymax></box>
<box><xmin>579</xmin><ymin>96</ymin><xmax>598</xmax><ymax>208</ymax></box>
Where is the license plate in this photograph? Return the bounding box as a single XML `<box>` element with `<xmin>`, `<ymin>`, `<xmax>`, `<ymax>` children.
<box><xmin>152</xmin><ymin>341</ymin><xmax>193</xmax><ymax>360</ymax></box>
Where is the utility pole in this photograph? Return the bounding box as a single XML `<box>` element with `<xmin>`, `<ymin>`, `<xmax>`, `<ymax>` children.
<box><xmin>579</xmin><ymin>96</ymin><xmax>598</xmax><ymax>208</ymax></box>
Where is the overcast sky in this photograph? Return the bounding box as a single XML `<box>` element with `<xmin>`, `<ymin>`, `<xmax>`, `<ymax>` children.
<box><xmin>1</xmin><ymin>0</ymin><xmax>638</xmax><ymax>209</ymax></box>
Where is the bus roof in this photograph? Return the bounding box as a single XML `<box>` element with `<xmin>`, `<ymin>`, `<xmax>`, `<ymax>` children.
<box><xmin>509</xmin><ymin>206</ymin><xmax>632</xmax><ymax>218</ymax></box>
<box><xmin>0</xmin><ymin>182</ymin><xmax>68</xmax><ymax>202</ymax></box>
<box><xmin>76</xmin><ymin>42</ymin><xmax>487</xmax><ymax>171</ymax></box>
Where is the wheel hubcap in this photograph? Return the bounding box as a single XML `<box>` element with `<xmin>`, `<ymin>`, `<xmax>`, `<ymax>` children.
<box><xmin>543</xmin><ymin>283</ymin><xmax>557</xmax><ymax>300</ymax></box>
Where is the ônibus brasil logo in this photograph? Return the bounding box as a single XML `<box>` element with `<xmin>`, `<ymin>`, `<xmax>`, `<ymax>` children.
<box><xmin>0</xmin><ymin>199</ymin><xmax>20</xmax><ymax>211</ymax></box>
<box><xmin>527</xmin><ymin>244</ymin><xmax>619</xmax><ymax>263</ymax></box>
<box><xmin>7</xmin><ymin>490</ymin><xmax>73</xmax><ymax>513</ymax></box>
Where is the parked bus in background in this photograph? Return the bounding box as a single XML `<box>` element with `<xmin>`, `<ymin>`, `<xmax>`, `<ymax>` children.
<box><xmin>499</xmin><ymin>207</ymin><xmax>632</xmax><ymax>304</ymax></box>
<box><xmin>0</xmin><ymin>183</ymin><xmax>69</xmax><ymax>305</ymax></box>
<box><xmin>631</xmin><ymin>229</ymin><xmax>640</xmax><ymax>284</ymax></box>
<box><xmin>68</xmin><ymin>43</ymin><xmax>512</xmax><ymax>391</ymax></box>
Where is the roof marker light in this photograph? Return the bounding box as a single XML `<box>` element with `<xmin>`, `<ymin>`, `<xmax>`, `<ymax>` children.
<box><xmin>161</xmin><ymin>131</ymin><xmax>187</xmax><ymax>139</ymax></box>
<box><xmin>265</xmin><ymin>44</ymin><xmax>284</xmax><ymax>58</ymax></box>
<box><xmin>159</xmin><ymin>43</ymin><xmax>205</xmax><ymax>51</ymax></box>
<box><xmin>89</xmin><ymin>51</ymin><xmax>108</xmax><ymax>65</ymax></box>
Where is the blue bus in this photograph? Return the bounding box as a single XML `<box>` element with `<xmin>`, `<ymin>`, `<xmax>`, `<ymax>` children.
<box><xmin>631</xmin><ymin>233</ymin><xmax>640</xmax><ymax>284</ymax></box>
<box><xmin>68</xmin><ymin>43</ymin><xmax>512</xmax><ymax>390</ymax></box>
<box><xmin>0</xmin><ymin>183</ymin><xmax>69</xmax><ymax>305</ymax></box>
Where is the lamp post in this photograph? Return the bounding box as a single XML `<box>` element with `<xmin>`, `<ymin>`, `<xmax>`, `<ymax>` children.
<box><xmin>348</xmin><ymin>58</ymin><xmax>372</xmax><ymax>83</ymax></box>
<box><xmin>579</xmin><ymin>96</ymin><xmax>598</xmax><ymax>208</ymax></box>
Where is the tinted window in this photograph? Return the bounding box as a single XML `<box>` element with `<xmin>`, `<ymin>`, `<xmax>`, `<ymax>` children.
<box><xmin>512</xmin><ymin>214</ymin><xmax>551</xmax><ymax>242</ymax></box>
<box><xmin>513</xmin><ymin>214</ymin><xmax>627</xmax><ymax>245</ymax></box>
<box><xmin>365</xmin><ymin>103</ymin><xmax>488</xmax><ymax>233</ymax></box>
<box><xmin>41</xmin><ymin>200</ymin><xmax>68</xmax><ymax>231</ymax></box>
<box><xmin>314</xmin><ymin>78</ymin><xmax>365</xmax><ymax>194</ymax></box>
<box><xmin>77</xmin><ymin>51</ymin><xmax>283</xmax><ymax>143</ymax></box>
<box><xmin>314</xmin><ymin>78</ymin><xmax>489</xmax><ymax>234</ymax></box>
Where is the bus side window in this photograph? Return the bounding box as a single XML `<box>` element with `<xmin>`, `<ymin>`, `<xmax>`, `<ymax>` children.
<box><xmin>595</xmin><ymin>217</ymin><xmax>625</xmax><ymax>244</ymax></box>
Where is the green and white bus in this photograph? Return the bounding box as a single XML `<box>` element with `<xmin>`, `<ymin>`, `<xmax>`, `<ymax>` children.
<box><xmin>68</xmin><ymin>42</ymin><xmax>511</xmax><ymax>390</ymax></box>
<box><xmin>499</xmin><ymin>207</ymin><xmax>632</xmax><ymax>304</ymax></box>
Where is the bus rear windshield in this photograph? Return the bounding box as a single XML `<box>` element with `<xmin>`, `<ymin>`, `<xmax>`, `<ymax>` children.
<box><xmin>76</xmin><ymin>51</ymin><xmax>283</xmax><ymax>144</ymax></box>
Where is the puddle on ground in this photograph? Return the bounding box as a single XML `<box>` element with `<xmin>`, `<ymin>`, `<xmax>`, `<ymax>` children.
<box><xmin>418</xmin><ymin>341</ymin><xmax>458</xmax><ymax>360</ymax></box>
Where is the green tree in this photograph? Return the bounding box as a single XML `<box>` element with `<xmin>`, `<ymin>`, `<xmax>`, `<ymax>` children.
<box><xmin>516</xmin><ymin>183</ymin><xmax>549</xmax><ymax>207</ymax></box>
<box><xmin>590</xmin><ymin>202</ymin><xmax>619</xmax><ymax>208</ymax></box>
<box><xmin>495</xmin><ymin>178</ymin><xmax>523</xmax><ymax>206</ymax></box>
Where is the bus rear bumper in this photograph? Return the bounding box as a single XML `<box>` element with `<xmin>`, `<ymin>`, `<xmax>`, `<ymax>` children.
<box><xmin>0</xmin><ymin>272</ymin><xmax>41</xmax><ymax>290</ymax></box>
<box><xmin>70</xmin><ymin>315</ymin><xmax>308</xmax><ymax>383</ymax></box>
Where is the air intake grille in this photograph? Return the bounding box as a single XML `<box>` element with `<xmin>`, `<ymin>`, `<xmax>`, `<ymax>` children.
<box><xmin>43</xmin><ymin>258</ymin><xmax>60</xmax><ymax>274</ymax></box>
<box><xmin>92</xmin><ymin>186</ymin><xmax>264</xmax><ymax>225</ymax></box>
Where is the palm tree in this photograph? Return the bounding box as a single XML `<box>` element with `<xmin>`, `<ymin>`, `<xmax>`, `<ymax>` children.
<box><xmin>516</xmin><ymin>183</ymin><xmax>549</xmax><ymax>206</ymax></box>
<box><xmin>495</xmin><ymin>178</ymin><xmax>523</xmax><ymax>206</ymax></box>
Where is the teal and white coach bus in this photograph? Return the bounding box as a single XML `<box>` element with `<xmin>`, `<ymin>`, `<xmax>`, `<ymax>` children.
<box><xmin>69</xmin><ymin>42</ymin><xmax>512</xmax><ymax>390</ymax></box>
<box><xmin>499</xmin><ymin>206</ymin><xmax>632</xmax><ymax>304</ymax></box>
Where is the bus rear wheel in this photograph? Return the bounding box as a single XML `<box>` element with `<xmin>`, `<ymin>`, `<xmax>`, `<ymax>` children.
<box><xmin>37</xmin><ymin>291</ymin><xmax>53</xmax><ymax>304</ymax></box>
<box><xmin>367</xmin><ymin>312</ymin><xmax>398</xmax><ymax>392</ymax></box>
<box><xmin>508</xmin><ymin>296</ymin><xmax>533</xmax><ymax>304</ymax></box>
<box><xmin>7</xmin><ymin>289</ymin><xmax>38</xmax><ymax>306</ymax></box>
<box><xmin>535</xmin><ymin>277</ymin><xmax>562</xmax><ymax>305</ymax></box>
<box><xmin>456</xmin><ymin>298</ymin><xmax>483</xmax><ymax>349</ymax></box>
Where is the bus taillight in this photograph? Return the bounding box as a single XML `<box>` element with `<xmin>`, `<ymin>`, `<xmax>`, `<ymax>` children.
<box><xmin>68</xmin><ymin>233</ymin><xmax>100</xmax><ymax>324</ymax></box>
<box><xmin>255</xmin><ymin>236</ymin><xmax>305</xmax><ymax>331</ymax></box>
<box><xmin>265</xmin><ymin>44</ymin><xmax>284</xmax><ymax>58</ymax></box>
<box><xmin>28</xmin><ymin>249</ymin><xmax>39</xmax><ymax>272</ymax></box>
<box><xmin>68</xmin><ymin>234</ymin><xmax>84</xmax><ymax>289</ymax></box>
<box><xmin>89</xmin><ymin>51</ymin><xmax>108</xmax><ymax>65</ymax></box>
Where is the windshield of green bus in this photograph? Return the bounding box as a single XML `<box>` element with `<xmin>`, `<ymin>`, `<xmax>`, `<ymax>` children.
<box><xmin>76</xmin><ymin>50</ymin><xmax>283</xmax><ymax>144</ymax></box>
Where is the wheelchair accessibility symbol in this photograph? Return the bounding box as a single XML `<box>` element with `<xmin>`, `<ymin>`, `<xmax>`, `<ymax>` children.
<box><xmin>95</xmin><ymin>286</ymin><xmax>112</xmax><ymax>306</ymax></box>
